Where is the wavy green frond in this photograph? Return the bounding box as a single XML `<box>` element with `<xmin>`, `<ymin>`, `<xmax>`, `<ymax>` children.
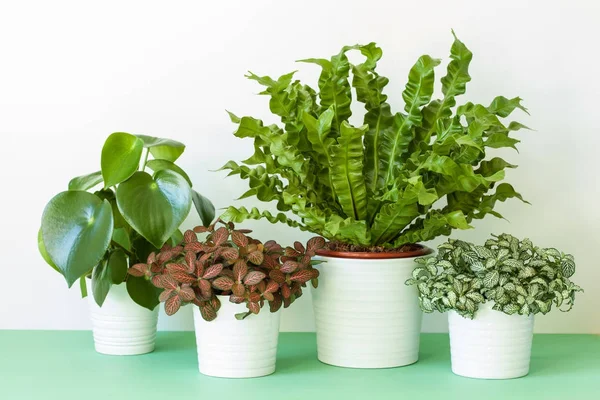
<box><xmin>219</xmin><ymin>206</ymin><xmax>308</xmax><ymax>231</ymax></box>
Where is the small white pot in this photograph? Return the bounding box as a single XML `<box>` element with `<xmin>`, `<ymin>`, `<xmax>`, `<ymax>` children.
<box><xmin>448</xmin><ymin>302</ymin><xmax>535</xmax><ymax>379</ymax></box>
<box><xmin>311</xmin><ymin>253</ymin><xmax>426</xmax><ymax>368</ymax></box>
<box><xmin>192</xmin><ymin>296</ymin><xmax>281</xmax><ymax>378</ymax></box>
<box><xmin>88</xmin><ymin>282</ymin><xmax>159</xmax><ymax>356</ymax></box>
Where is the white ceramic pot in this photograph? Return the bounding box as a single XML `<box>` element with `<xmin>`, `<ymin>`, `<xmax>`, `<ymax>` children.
<box><xmin>88</xmin><ymin>282</ymin><xmax>159</xmax><ymax>356</ymax></box>
<box><xmin>448</xmin><ymin>301</ymin><xmax>535</xmax><ymax>379</ymax></box>
<box><xmin>192</xmin><ymin>296</ymin><xmax>281</xmax><ymax>378</ymax></box>
<box><xmin>311</xmin><ymin>252</ymin><xmax>427</xmax><ymax>368</ymax></box>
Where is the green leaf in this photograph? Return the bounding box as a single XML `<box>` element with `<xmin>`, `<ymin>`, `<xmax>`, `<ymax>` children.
<box><xmin>92</xmin><ymin>259</ymin><xmax>112</xmax><ymax>307</ymax></box>
<box><xmin>503</xmin><ymin>303</ymin><xmax>519</xmax><ymax>315</ymax></box>
<box><xmin>170</xmin><ymin>229</ymin><xmax>184</xmax><ymax>247</ymax></box>
<box><xmin>487</xmin><ymin>96</ymin><xmax>529</xmax><ymax>117</ymax></box>
<box><xmin>126</xmin><ymin>276</ymin><xmax>160</xmax><ymax>311</ymax></box>
<box><xmin>561</xmin><ymin>256</ymin><xmax>575</xmax><ymax>278</ymax></box>
<box><xmin>68</xmin><ymin>171</ymin><xmax>103</xmax><ymax>191</ymax></box>
<box><xmin>101</xmin><ymin>132</ymin><xmax>144</xmax><ymax>188</ymax></box>
<box><xmin>192</xmin><ymin>190</ymin><xmax>215</xmax><ymax>227</ymax></box>
<box><xmin>145</xmin><ymin>159</ymin><xmax>193</xmax><ymax>187</ymax></box>
<box><xmin>108</xmin><ymin>249</ymin><xmax>128</xmax><ymax>285</ymax></box>
<box><xmin>116</xmin><ymin>170</ymin><xmax>192</xmax><ymax>248</ymax></box>
<box><xmin>37</xmin><ymin>228</ymin><xmax>61</xmax><ymax>274</ymax></box>
<box><xmin>41</xmin><ymin>191</ymin><xmax>114</xmax><ymax>287</ymax></box>
<box><xmin>136</xmin><ymin>134</ymin><xmax>185</xmax><ymax>162</ymax></box>
<box><xmin>330</xmin><ymin>122</ymin><xmax>368</xmax><ymax>220</ymax></box>
<box><xmin>112</xmin><ymin>227</ymin><xmax>131</xmax><ymax>252</ymax></box>
<box><xmin>79</xmin><ymin>277</ymin><xmax>88</xmax><ymax>298</ymax></box>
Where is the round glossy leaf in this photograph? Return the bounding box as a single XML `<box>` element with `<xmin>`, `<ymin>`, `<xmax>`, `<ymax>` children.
<box><xmin>37</xmin><ymin>228</ymin><xmax>61</xmax><ymax>274</ymax></box>
<box><xmin>109</xmin><ymin>249</ymin><xmax>128</xmax><ymax>284</ymax></box>
<box><xmin>136</xmin><ymin>134</ymin><xmax>185</xmax><ymax>162</ymax></box>
<box><xmin>126</xmin><ymin>276</ymin><xmax>160</xmax><ymax>310</ymax></box>
<box><xmin>95</xmin><ymin>189</ymin><xmax>128</xmax><ymax>229</ymax></box>
<box><xmin>68</xmin><ymin>171</ymin><xmax>103</xmax><ymax>191</ymax></box>
<box><xmin>192</xmin><ymin>190</ymin><xmax>215</xmax><ymax>227</ymax></box>
<box><xmin>116</xmin><ymin>170</ymin><xmax>192</xmax><ymax>249</ymax></box>
<box><xmin>101</xmin><ymin>132</ymin><xmax>144</xmax><ymax>188</ymax></box>
<box><xmin>92</xmin><ymin>260</ymin><xmax>111</xmax><ymax>307</ymax></box>
<box><xmin>145</xmin><ymin>159</ymin><xmax>192</xmax><ymax>187</ymax></box>
<box><xmin>42</xmin><ymin>191</ymin><xmax>113</xmax><ymax>286</ymax></box>
<box><xmin>112</xmin><ymin>227</ymin><xmax>131</xmax><ymax>252</ymax></box>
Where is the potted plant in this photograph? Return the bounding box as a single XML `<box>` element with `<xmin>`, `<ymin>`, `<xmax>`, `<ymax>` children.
<box><xmin>38</xmin><ymin>132</ymin><xmax>214</xmax><ymax>355</ymax></box>
<box><xmin>407</xmin><ymin>234</ymin><xmax>582</xmax><ymax>379</ymax></box>
<box><xmin>219</xmin><ymin>32</ymin><xmax>530</xmax><ymax>368</ymax></box>
<box><xmin>129</xmin><ymin>220</ymin><xmax>324</xmax><ymax>377</ymax></box>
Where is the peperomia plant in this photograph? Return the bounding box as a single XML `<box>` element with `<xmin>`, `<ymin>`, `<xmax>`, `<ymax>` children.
<box><xmin>38</xmin><ymin>132</ymin><xmax>215</xmax><ymax>310</ymax></box>
<box><xmin>128</xmin><ymin>220</ymin><xmax>325</xmax><ymax>320</ymax></box>
<box><xmin>220</xmin><ymin>32</ymin><xmax>530</xmax><ymax>250</ymax></box>
<box><xmin>406</xmin><ymin>234</ymin><xmax>582</xmax><ymax>318</ymax></box>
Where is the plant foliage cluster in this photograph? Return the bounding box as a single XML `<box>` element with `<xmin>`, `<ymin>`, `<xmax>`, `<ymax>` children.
<box><xmin>39</xmin><ymin>132</ymin><xmax>215</xmax><ymax>309</ymax></box>
<box><xmin>129</xmin><ymin>220</ymin><xmax>326</xmax><ymax>320</ymax></box>
<box><xmin>406</xmin><ymin>234</ymin><xmax>582</xmax><ymax>318</ymax></box>
<box><xmin>221</xmin><ymin>33</ymin><xmax>529</xmax><ymax>248</ymax></box>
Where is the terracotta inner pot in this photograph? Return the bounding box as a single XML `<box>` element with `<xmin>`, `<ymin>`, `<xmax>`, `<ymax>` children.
<box><xmin>315</xmin><ymin>245</ymin><xmax>433</xmax><ymax>259</ymax></box>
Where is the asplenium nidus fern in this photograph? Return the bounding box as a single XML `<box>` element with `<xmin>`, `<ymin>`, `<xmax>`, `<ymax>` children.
<box><xmin>406</xmin><ymin>234</ymin><xmax>582</xmax><ymax>318</ymax></box>
<box><xmin>221</xmin><ymin>32</ymin><xmax>530</xmax><ymax>248</ymax></box>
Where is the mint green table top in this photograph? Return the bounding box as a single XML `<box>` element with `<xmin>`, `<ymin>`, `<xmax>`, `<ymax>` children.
<box><xmin>0</xmin><ymin>332</ymin><xmax>598</xmax><ymax>399</ymax></box>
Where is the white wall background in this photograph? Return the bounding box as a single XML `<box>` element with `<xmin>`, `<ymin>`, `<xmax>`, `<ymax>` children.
<box><xmin>0</xmin><ymin>0</ymin><xmax>598</xmax><ymax>333</ymax></box>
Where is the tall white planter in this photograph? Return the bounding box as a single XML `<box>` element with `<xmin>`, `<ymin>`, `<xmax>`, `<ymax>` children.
<box><xmin>88</xmin><ymin>282</ymin><xmax>159</xmax><ymax>356</ymax></box>
<box><xmin>448</xmin><ymin>302</ymin><xmax>535</xmax><ymax>379</ymax></box>
<box><xmin>311</xmin><ymin>253</ymin><xmax>426</xmax><ymax>368</ymax></box>
<box><xmin>193</xmin><ymin>296</ymin><xmax>281</xmax><ymax>378</ymax></box>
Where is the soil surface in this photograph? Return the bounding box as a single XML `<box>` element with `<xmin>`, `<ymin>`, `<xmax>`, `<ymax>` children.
<box><xmin>324</xmin><ymin>241</ymin><xmax>424</xmax><ymax>254</ymax></box>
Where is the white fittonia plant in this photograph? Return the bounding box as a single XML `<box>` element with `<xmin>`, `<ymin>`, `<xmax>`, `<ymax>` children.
<box><xmin>406</xmin><ymin>234</ymin><xmax>582</xmax><ymax>318</ymax></box>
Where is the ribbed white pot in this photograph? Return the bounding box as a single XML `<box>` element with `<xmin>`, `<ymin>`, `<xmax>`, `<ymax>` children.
<box><xmin>88</xmin><ymin>282</ymin><xmax>159</xmax><ymax>356</ymax></box>
<box><xmin>192</xmin><ymin>296</ymin><xmax>281</xmax><ymax>378</ymax></box>
<box><xmin>311</xmin><ymin>254</ymin><xmax>424</xmax><ymax>368</ymax></box>
<box><xmin>448</xmin><ymin>302</ymin><xmax>535</xmax><ymax>379</ymax></box>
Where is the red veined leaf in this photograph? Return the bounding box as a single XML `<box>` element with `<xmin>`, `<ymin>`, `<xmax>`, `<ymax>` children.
<box><xmin>211</xmin><ymin>227</ymin><xmax>229</xmax><ymax>246</ymax></box>
<box><xmin>166</xmin><ymin>263</ymin><xmax>188</xmax><ymax>274</ymax></box>
<box><xmin>232</xmin><ymin>283</ymin><xmax>246</xmax><ymax>297</ymax></box>
<box><xmin>233</xmin><ymin>259</ymin><xmax>248</xmax><ymax>282</ymax></box>
<box><xmin>185</xmin><ymin>251</ymin><xmax>196</xmax><ymax>272</ymax></box>
<box><xmin>171</xmin><ymin>271</ymin><xmax>196</xmax><ymax>284</ymax></box>
<box><xmin>247</xmin><ymin>301</ymin><xmax>260</xmax><ymax>314</ymax></box>
<box><xmin>147</xmin><ymin>252</ymin><xmax>157</xmax><ymax>264</ymax></box>
<box><xmin>280</xmin><ymin>261</ymin><xmax>299</xmax><ymax>273</ymax></box>
<box><xmin>243</xmin><ymin>271</ymin><xmax>266</xmax><ymax>285</ymax></box>
<box><xmin>290</xmin><ymin>269</ymin><xmax>313</xmax><ymax>283</ymax></box>
<box><xmin>199</xmin><ymin>304</ymin><xmax>217</xmax><ymax>321</ymax></box>
<box><xmin>158</xmin><ymin>289</ymin><xmax>174</xmax><ymax>302</ymax></box>
<box><xmin>165</xmin><ymin>295</ymin><xmax>182</xmax><ymax>316</ymax></box>
<box><xmin>231</xmin><ymin>231</ymin><xmax>249</xmax><ymax>247</ymax></box>
<box><xmin>151</xmin><ymin>275</ymin><xmax>162</xmax><ymax>287</ymax></box>
<box><xmin>158</xmin><ymin>250</ymin><xmax>174</xmax><ymax>264</ymax></box>
<box><xmin>193</xmin><ymin>225</ymin><xmax>209</xmax><ymax>233</ymax></box>
<box><xmin>199</xmin><ymin>252</ymin><xmax>211</xmax><ymax>265</ymax></box>
<box><xmin>281</xmin><ymin>283</ymin><xmax>291</xmax><ymax>299</ymax></box>
<box><xmin>264</xmin><ymin>240</ymin><xmax>282</xmax><ymax>253</ymax></box>
<box><xmin>261</xmin><ymin>254</ymin><xmax>277</xmax><ymax>269</ymax></box>
<box><xmin>198</xmin><ymin>279</ymin><xmax>212</xmax><ymax>299</ymax></box>
<box><xmin>210</xmin><ymin>296</ymin><xmax>221</xmax><ymax>312</ymax></box>
<box><xmin>183</xmin><ymin>230</ymin><xmax>197</xmax><ymax>244</ymax></box>
<box><xmin>160</xmin><ymin>275</ymin><xmax>179</xmax><ymax>290</ymax></box>
<box><xmin>184</xmin><ymin>242</ymin><xmax>203</xmax><ymax>253</ymax></box>
<box><xmin>220</xmin><ymin>269</ymin><xmax>235</xmax><ymax>279</ymax></box>
<box><xmin>307</xmin><ymin>237</ymin><xmax>326</xmax><ymax>252</ymax></box>
<box><xmin>248</xmin><ymin>292</ymin><xmax>261</xmax><ymax>303</ymax></box>
<box><xmin>300</xmin><ymin>254</ymin><xmax>312</xmax><ymax>266</ymax></box>
<box><xmin>195</xmin><ymin>260</ymin><xmax>205</xmax><ymax>277</ymax></box>
<box><xmin>283</xmin><ymin>296</ymin><xmax>292</xmax><ymax>308</ymax></box>
<box><xmin>294</xmin><ymin>241</ymin><xmax>306</xmax><ymax>253</ymax></box>
<box><xmin>269</xmin><ymin>294</ymin><xmax>282</xmax><ymax>312</ymax></box>
<box><xmin>265</xmin><ymin>280</ymin><xmax>279</xmax><ymax>293</ymax></box>
<box><xmin>237</xmin><ymin>228</ymin><xmax>252</xmax><ymax>234</ymax></box>
<box><xmin>269</xmin><ymin>269</ymin><xmax>285</xmax><ymax>284</ymax></box>
<box><xmin>171</xmin><ymin>245</ymin><xmax>183</xmax><ymax>254</ymax></box>
<box><xmin>212</xmin><ymin>276</ymin><xmax>234</xmax><ymax>291</ymax></box>
<box><xmin>160</xmin><ymin>243</ymin><xmax>172</xmax><ymax>252</ymax></box>
<box><xmin>256</xmin><ymin>280</ymin><xmax>266</xmax><ymax>293</ymax></box>
<box><xmin>262</xmin><ymin>291</ymin><xmax>274</xmax><ymax>301</ymax></box>
<box><xmin>285</xmin><ymin>247</ymin><xmax>301</xmax><ymax>257</ymax></box>
<box><xmin>220</xmin><ymin>247</ymin><xmax>239</xmax><ymax>261</ymax></box>
<box><xmin>178</xmin><ymin>286</ymin><xmax>195</xmax><ymax>301</ymax></box>
<box><xmin>229</xmin><ymin>294</ymin><xmax>245</xmax><ymax>304</ymax></box>
<box><xmin>281</xmin><ymin>256</ymin><xmax>296</xmax><ymax>263</ymax></box>
<box><xmin>247</xmin><ymin>250</ymin><xmax>264</xmax><ymax>265</ymax></box>
<box><xmin>203</xmin><ymin>263</ymin><xmax>223</xmax><ymax>279</ymax></box>
<box><xmin>150</xmin><ymin>263</ymin><xmax>163</xmax><ymax>273</ymax></box>
<box><xmin>128</xmin><ymin>264</ymin><xmax>147</xmax><ymax>277</ymax></box>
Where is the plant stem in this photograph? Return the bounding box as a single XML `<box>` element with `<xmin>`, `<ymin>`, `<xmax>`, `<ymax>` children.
<box><xmin>142</xmin><ymin>148</ymin><xmax>150</xmax><ymax>171</ymax></box>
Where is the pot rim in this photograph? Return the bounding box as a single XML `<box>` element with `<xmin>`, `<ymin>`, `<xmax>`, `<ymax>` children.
<box><xmin>315</xmin><ymin>244</ymin><xmax>433</xmax><ymax>260</ymax></box>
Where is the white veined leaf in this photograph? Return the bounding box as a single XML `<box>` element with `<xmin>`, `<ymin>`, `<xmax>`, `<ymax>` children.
<box><xmin>462</xmin><ymin>251</ymin><xmax>479</xmax><ymax>265</ymax></box>
<box><xmin>535</xmin><ymin>299</ymin><xmax>550</xmax><ymax>314</ymax></box>
<box><xmin>498</xmin><ymin>240</ymin><xmax>511</xmax><ymax>248</ymax></box>
<box><xmin>447</xmin><ymin>291</ymin><xmax>458</xmax><ymax>307</ymax></box>
<box><xmin>503</xmin><ymin>282</ymin><xmax>516</xmax><ymax>291</ymax></box>
<box><xmin>420</xmin><ymin>297</ymin><xmax>434</xmax><ymax>312</ymax></box>
<box><xmin>497</xmin><ymin>248</ymin><xmax>510</xmax><ymax>260</ymax></box>
<box><xmin>466</xmin><ymin>292</ymin><xmax>485</xmax><ymax>303</ymax></box>
<box><xmin>503</xmin><ymin>259</ymin><xmax>523</xmax><ymax>269</ymax></box>
<box><xmin>541</xmin><ymin>266</ymin><xmax>556</xmax><ymax>279</ymax></box>
<box><xmin>544</xmin><ymin>248</ymin><xmax>561</xmax><ymax>259</ymax></box>
<box><xmin>417</xmin><ymin>282</ymin><xmax>431</xmax><ymax>295</ymax></box>
<box><xmin>471</xmin><ymin>278</ymin><xmax>483</xmax><ymax>289</ymax></box>
<box><xmin>453</xmin><ymin>280</ymin><xmax>464</xmax><ymax>294</ymax></box>
<box><xmin>485</xmin><ymin>239</ymin><xmax>498</xmax><ymax>247</ymax></box>
<box><xmin>561</xmin><ymin>257</ymin><xmax>575</xmax><ymax>278</ymax></box>
<box><xmin>469</xmin><ymin>260</ymin><xmax>485</xmax><ymax>272</ymax></box>
<box><xmin>517</xmin><ymin>295</ymin><xmax>526</xmax><ymax>305</ymax></box>
<box><xmin>495</xmin><ymin>286</ymin><xmax>505</xmax><ymax>300</ymax></box>
<box><xmin>412</xmin><ymin>267</ymin><xmax>428</xmax><ymax>280</ymax></box>
<box><xmin>518</xmin><ymin>266</ymin><xmax>536</xmax><ymax>279</ymax></box>
<box><xmin>529</xmin><ymin>259</ymin><xmax>547</xmax><ymax>268</ymax></box>
<box><xmin>529</xmin><ymin>277</ymin><xmax>549</xmax><ymax>288</ymax></box>
<box><xmin>465</xmin><ymin>299</ymin><xmax>476</xmax><ymax>313</ymax></box>
<box><xmin>474</xmin><ymin>245</ymin><xmax>494</xmax><ymax>259</ymax></box>
<box><xmin>516</xmin><ymin>285</ymin><xmax>528</xmax><ymax>296</ymax></box>
<box><xmin>483</xmin><ymin>270</ymin><xmax>499</xmax><ymax>288</ymax></box>
<box><xmin>436</xmin><ymin>260</ymin><xmax>454</xmax><ymax>269</ymax></box>
<box><xmin>497</xmin><ymin>294</ymin><xmax>510</xmax><ymax>304</ymax></box>
<box><xmin>405</xmin><ymin>278</ymin><xmax>417</xmax><ymax>286</ymax></box>
<box><xmin>499</xmin><ymin>274</ymin><xmax>508</xmax><ymax>286</ymax></box>
<box><xmin>528</xmin><ymin>283</ymin><xmax>539</xmax><ymax>297</ymax></box>
<box><xmin>519</xmin><ymin>250</ymin><xmax>532</xmax><ymax>261</ymax></box>
<box><xmin>503</xmin><ymin>303</ymin><xmax>519</xmax><ymax>315</ymax></box>
<box><xmin>441</xmin><ymin>296</ymin><xmax>451</xmax><ymax>307</ymax></box>
<box><xmin>520</xmin><ymin>302</ymin><xmax>531</xmax><ymax>315</ymax></box>
<box><xmin>485</xmin><ymin>258</ymin><xmax>497</xmax><ymax>269</ymax></box>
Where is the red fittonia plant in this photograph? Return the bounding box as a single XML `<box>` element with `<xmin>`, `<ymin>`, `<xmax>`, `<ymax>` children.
<box><xmin>128</xmin><ymin>220</ymin><xmax>325</xmax><ymax>321</ymax></box>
